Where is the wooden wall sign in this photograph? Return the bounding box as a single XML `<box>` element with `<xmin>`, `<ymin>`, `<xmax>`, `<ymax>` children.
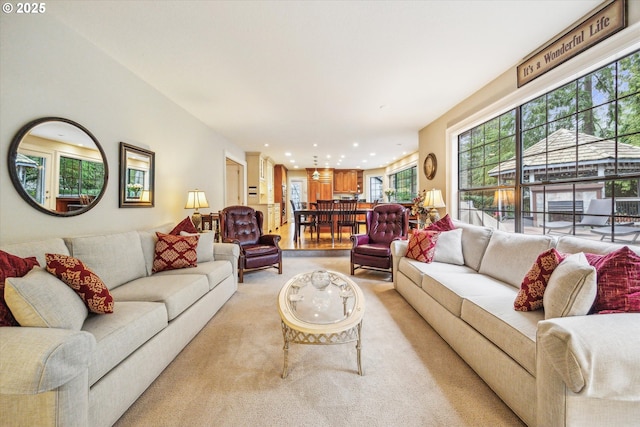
<box><xmin>517</xmin><ymin>0</ymin><xmax>626</xmax><ymax>87</ymax></box>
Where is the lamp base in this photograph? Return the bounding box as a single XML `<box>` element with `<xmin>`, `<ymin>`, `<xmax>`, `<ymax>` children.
<box><xmin>191</xmin><ymin>212</ymin><xmax>203</xmax><ymax>232</ymax></box>
<box><xmin>428</xmin><ymin>208</ymin><xmax>441</xmax><ymax>224</ymax></box>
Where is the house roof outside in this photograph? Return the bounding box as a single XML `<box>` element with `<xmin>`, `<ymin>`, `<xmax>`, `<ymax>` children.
<box><xmin>489</xmin><ymin>128</ymin><xmax>640</xmax><ymax>179</ymax></box>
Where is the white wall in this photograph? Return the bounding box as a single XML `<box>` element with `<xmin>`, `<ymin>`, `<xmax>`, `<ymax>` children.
<box><xmin>0</xmin><ymin>13</ymin><xmax>245</xmax><ymax>244</ymax></box>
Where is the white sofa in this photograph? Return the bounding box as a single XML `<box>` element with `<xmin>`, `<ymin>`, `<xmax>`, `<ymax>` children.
<box><xmin>391</xmin><ymin>221</ymin><xmax>640</xmax><ymax>427</ymax></box>
<box><xmin>0</xmin><ymin>225</ymin><xmax>239</xmax><ymax>427</ymax></box>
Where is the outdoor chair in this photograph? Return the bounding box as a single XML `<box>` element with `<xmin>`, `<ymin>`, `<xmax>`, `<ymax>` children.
<box><xmin>542</xmin><ymin>198</ymin><xmax>611</xmax><ymax>234</ymax></box>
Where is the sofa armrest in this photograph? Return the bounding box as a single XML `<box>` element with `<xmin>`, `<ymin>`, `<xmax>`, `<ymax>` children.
<box><xmin>537</xmin><ymin>313</ymin><xmax>640</xmax><ymax>398</ymax></box>
<box><xmin>0</xmin><ymin>327</ymin><xmax>95</xmax><ymax>394</ymax></box>
<box><xmin>214</xmin><ymin>242</ymin><xmax>240</xmax><ymax>279</ymax></box>
<box><xmin>390</xmin><ymin>240</ymin><xmax>409</xmax><ymax>288</ymax></box>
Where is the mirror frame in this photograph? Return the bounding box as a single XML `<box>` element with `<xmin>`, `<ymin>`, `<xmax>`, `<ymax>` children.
<box><xmin>119</xmin><ymin>142</ymin><xmax>155</xmax><ymax>208</ymax></box>
<box><xmin>8</xmin><ymin>117</ymin><xmax>109</xmax><ymax>217</ymax></box>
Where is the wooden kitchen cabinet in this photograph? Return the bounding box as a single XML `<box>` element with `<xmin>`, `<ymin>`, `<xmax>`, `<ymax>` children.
<box><xmin>333</xmin><ymin>169</ymin><xmax>362</xmax><ymax>193</ymax></box>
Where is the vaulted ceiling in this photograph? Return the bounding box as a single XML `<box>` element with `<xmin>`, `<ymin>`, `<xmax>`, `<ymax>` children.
<box><xmin>50</xmin><ymin>0</ymin><xmax>603</xmax><ymax>169</ymax></box>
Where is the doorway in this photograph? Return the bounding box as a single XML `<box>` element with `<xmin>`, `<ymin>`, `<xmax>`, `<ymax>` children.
<box><xmin>225</xmin><ymin>157</ymin><xmax>245</xmax><ymax>207</ymax></box>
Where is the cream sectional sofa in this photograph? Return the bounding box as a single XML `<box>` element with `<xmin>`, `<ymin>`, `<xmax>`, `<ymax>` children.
<box><xmin>0</xmin><ymin>225</ymin><xmax>239</xmax><ymax>427</ymax></box>
<box><xmin>391</xmin><ymin>221</ymin><xmax>640</xmax><ymax>427</ymax></box>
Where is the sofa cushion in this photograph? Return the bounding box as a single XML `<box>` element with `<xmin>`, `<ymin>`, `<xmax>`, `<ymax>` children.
<box><xmin>138</xmin><ymin>224</ymin><xmax>174</xmax><ymax>276</ymax></box>
<box><xmin>82</xmin><ymin>301</ymin><xmax>167</xmax><ymax>386</ymax></box>
<box><xmin>461</xmin><ymin>295</ymin><xmax>541</xmax><ymax>376</ymax></box>
<box><xmin>543</xmin><ymin>252</ymin><xmax>597</xmax><ymax>319</ymax></box>
<box><xmin>180</xmin><ymin>231</ymin><xmax>215</xmax><ymax>263</ymax></box>
<box><xmin>426</xmin><ymin>214</ymin><xmax>455</xmax><ymax>231</ymax></box>
<box><xmin>45</xmin><ymin>253</ymin><xmax>114</xmax><ymax>314</ymax></box>
<box><xmin>406</xmin><ymin>230</ymin><xmax>439</xmax><ymax>263</ymax></box>
<box><xmin>109</xmin><ymin>274</ymin><xmax>209</xmax><ymax>321</ymax></box>
<box><xmin>152</xmin><ymin>232</ymin><xmax>199</xmax><ymax>273</ymax></box>
<box><xmin>0</xmin><ymin>250</ymin><xmax>39</xmax><ymax>326</ymax></box>
<box><xmin>422</xmin><ymin>271</ymin><xmax>514</xmax><ymax>317</ymax></box>
<box><xmin>66</xmin><ymin>231</ymin><xmax>147</xmax><ymax>290</ymax></box>
<box><xmin>433</xmin><ymin>228</ymin><xmax>464</xmax><ymax>265</ymax></box>
<box><xmin>397</xmin><ymin>258</ymin><xmax>475</xmax><ymax>290</ymax></box>
<box><xmin>0</xmin><ymin>238</ymin><xmax>70</xmax><ymax>269</ymax></box>
<box><xmin>556</xmin><ymin>235</ymin><xmax>640</xmax><ymax>256</ymax></box>
<box><xmin>585</xmin><ymin>246</ymin><xmax>640</xmax><ymax>314</ymax></box>
<box><xmin>479</xmin><ymin>230</ymin><xmax>555</xmax><ymax>288</ymax></box>
<box><xmin>170</xmin><ymin>216</ymin><xmax>198</xmax><ymax>235</ymax></box>
<box><xmin>154</xmin><ymin>260</ymin><xmax>232</xmax><ymax>291</ymax></box>
<box><xmin>514</xmin><ymin>248</ymin><xmax>566</xmax><ymax>312</ymax></box>
<box><xmin>5</xmin><ymin>267</ymin><xmax>88</xmax><ymax>330</ymax></box>
<box><xmin>452</xmin><ymin>221</ymin><xmax>493</xmax><ymax>271</ymax></box>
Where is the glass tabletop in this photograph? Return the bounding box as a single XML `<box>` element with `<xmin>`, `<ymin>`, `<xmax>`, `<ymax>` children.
<box><xmin>284</xmin><ymin>271</ymin><xmax>356</xmax><ymax>325</ymax></box>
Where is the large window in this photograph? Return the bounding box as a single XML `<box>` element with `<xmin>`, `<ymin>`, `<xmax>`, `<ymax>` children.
<box><xmin>459</xmin><ymin>50</ymin><xmax>640</xmax><ymax>240</ymax></box>
<box><xmin>369</xmin><ymin>176</ymin><xmax>383</xmax><ymax>202</ymax></box>
<box><xmin>58</xmin><ymin>156</ymin><xmax>105</xmax><ymax>197</ymax></box>
<box><xmin>389</xmin><ymin>166</ymin><xmax>417</xmax><ymax>202</ymax></box>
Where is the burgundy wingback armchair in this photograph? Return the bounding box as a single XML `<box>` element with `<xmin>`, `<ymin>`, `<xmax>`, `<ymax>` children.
<box><xmin>350</xmin><ymin>203</ymin><xmax>408</xmax><ymax>280</ymax></box>
<box><xmin>219</xmin><ymin>205</ymin><xmax>282</xmax><ymax>283</ymax></box>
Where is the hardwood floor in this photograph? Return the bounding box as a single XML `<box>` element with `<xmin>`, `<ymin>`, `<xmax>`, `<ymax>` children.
<box><xmin>272</xmin><ymin>220</ymin><xmax>362</xmax><ymax>251</ymax></box>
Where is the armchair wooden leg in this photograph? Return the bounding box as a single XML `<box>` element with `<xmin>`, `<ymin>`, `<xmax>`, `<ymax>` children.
<box><xmin>239</xmin><ymin>267</ymin><xmax>244</xmax><ymax>283</ymax></box>
<box><xmin>278</xmin><ymin>260</ymin><xmax>282</xmax><ymax>274</ymax></box>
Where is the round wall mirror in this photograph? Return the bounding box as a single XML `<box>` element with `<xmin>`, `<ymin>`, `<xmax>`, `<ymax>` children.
<box><xmin>8</xmin><ymin>117</ymin><xmax>109</xmax><ymax>217</ymax></box>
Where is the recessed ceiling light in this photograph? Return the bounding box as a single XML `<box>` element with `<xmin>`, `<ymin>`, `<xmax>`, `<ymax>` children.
<box><xmin>294</xmin><ymin>165</ymin><xmax>299</xmax><ymax>169</ymax></box>
<box><xmin>285</xmin><ymin>152</ymin><xmax>291</xmax><ymax>156</ymax></box>
<box><xmin>313</xmin><ymin>143</ymin><xmax>318</xmax><ymax>147</ymax></box>
<box><xmin>264</xmin><ymin>143</ymin><xmax>269</xmax><ymax>147</ymax></box>
<box><xmin>340</xmin><ymin>155</ymin><xmax>345</xmax><ymax>158</ymax></box>
<box><xmin>370</xmin><ymin>153</ymin><xmax>376</xmax><ymax>156</ymax></box>
<box><xmin>353</xmin><ymin>143</ymin><xmax>359</xmax><ymax>147</ymax></box>
<box><xmin>362</xmin><ymin>159</ymin><xmax>367</xmax><ymax>163</ymax></box>
<box><xmin>289</xmin><ymin>159</ymin><xmax>295</xmax><ymax>163</ymax></box>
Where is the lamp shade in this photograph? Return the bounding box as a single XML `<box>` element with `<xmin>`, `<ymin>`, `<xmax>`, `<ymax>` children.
<box><xmin>424</xmin><ymin>189</ymin><xmax>446</xmax><ymax>208</ymax></box>
<box><xmin>185</xmin><ymin>190</ymin><xmax>209</xmax><ymax>211</ymax></box>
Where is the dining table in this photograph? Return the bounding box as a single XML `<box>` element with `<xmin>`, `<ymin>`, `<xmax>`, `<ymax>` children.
<box><xmin>292</xmin><ymin>207</ymin><xmax>371</xmax><ymax>244</ymax></box>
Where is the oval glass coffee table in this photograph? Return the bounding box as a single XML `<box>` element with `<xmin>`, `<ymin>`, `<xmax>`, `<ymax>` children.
<box><xmin>277</xmin><ymin>270</ymin><xmax>365</xmax><ymax>378</ymax></box>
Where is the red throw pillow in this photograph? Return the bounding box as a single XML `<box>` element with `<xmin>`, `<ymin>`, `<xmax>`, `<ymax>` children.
<box><xmin>514</xmin><ymin>248</ymin><xmax>566</xmax><ymax>311</ymax></box>
<box><xmin>153</xmin><ymin>232</ymin><xmax>199</xmax><ymax>273</ymax></box>
<box><xmin>45</xmin><ymin>253</ymin><xmax>114</xmax><ymax>314</ymax></box>
<box><xmin>406</xmin><ymin>230</ymin><xmax>440</xmax><ymax>263</ymax></box>
<box><xmin>585</xmin><ymin>247</ymin><xmax>640</xmax><ymax>314</ymax></box>
<box><xmin>170</xmin><ymin>216</ymin><xmax>199</xmax><ymax>235</ymax></box>
<box><xmin>426</xmin><ymin>214</ymin><xmax>455</xmax><ymax>232</ymax></box>
<box><xmin>0</xmin><ymin>250</ymin><xmax>40</xmax><ymax>326</ymax></box>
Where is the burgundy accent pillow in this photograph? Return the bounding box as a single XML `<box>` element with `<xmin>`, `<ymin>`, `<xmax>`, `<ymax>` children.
<box><xmin>45</xmin><ymin>253</ymin><xmax>114</xmax><ymax>314</ymax></box>
<box><xmin>170</xmin><ymin>216</ymin><xmax>198</xmax><ymax>235</ymax></box>
<box><xmin>585</xmin><ymin>247</ymin><xmax>640</xmax><ymax>314</ymax></box>
<box><xmin>406</xmin><ymin>230</ymin><xmax>440</xmax><ymax>263</ymax></box>
<box><xmin>153</xmin><ymin>232</ymin><xmax>199</xmax><ymax>273</ymax></box>
<box><xmin>426</xmin><ymin>214</ymin><xmax>455</xmax><ymax>232</ymax></box>
<box><xmin>0</xmin><ymin>250</ymin><xmax>40</xmax><ymax>326</ymax></box>
<box><xmin>514</xmin><ymin>248</ymin><xmax>566</xmax><ymax>311</ymax></box>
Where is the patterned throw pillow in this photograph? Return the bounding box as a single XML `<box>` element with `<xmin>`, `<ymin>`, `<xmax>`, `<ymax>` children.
<box><xmin>153</xmin><ymin>232</ymin><xmax>199</xmax><ymax>273</ymax></box>
<box><xmin>45</xmin><ymin>253</ymin><xmax>114</xmax><ymax>314</ymax></box>
<box><xmin>514</xmin><ymin>248</ymin><xmax>566</xmax><ymax>312</ymax></box>
<box><xmin>170</xmin><ymin>216</ymin><xmax>199</xmax><ymax>235</ymax></box>
<box><xmin>0</xmin><ymin>250</ymin><xmax>40</xmax><ymax>326</ymax></box>
<box><xmin>426</xmin><ymin>214</ymin><xmax>455</xmax><ymax>232</ymax></box>
<box><xmin>406</xmin><ymin>230</ymin><xmax>440</xmax><ymax>263</ymax></box>
<box><xmin>585</xmin><ymin>246</ymin><xmax>640</xmax><ymax>314</ymax></box>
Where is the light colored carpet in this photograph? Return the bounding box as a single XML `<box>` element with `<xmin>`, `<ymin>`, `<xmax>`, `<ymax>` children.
<box><xmin>114</xmin><ymin>257</ymin><xmax>525</xmax><ymax>427</ymax></box>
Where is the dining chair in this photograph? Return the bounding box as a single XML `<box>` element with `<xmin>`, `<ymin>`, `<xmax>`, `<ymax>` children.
<box><xmin>314</xmin><ymin>200</ymin><xmax>335</xmax><ymax>243</ymax></box>
<box><xmin>337</xmin><ymin>200</ymin><xmax>358</xmax><ymax>242</ymax></box>
<box><xmin>290</xmin><ymin>200</ymin><xmax>315</xmax><ymax>237</ymax></box>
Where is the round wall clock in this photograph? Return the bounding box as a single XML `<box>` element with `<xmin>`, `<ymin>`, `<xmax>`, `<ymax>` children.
<box><xmin>424</xmin><ymin>153</ymin><xmax>437</xmax><ymax>180</ymax></box>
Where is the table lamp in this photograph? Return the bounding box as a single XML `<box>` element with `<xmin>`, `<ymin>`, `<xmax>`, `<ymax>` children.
<box><xmin>424</xmin><ymin>189</ymin><xmax>446</xmax><ymax>223</ymax></box>
<box><xmin>185</xmin><ymin>189</ymin><xmax>209</xmax><ymax>231</ymax></box>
